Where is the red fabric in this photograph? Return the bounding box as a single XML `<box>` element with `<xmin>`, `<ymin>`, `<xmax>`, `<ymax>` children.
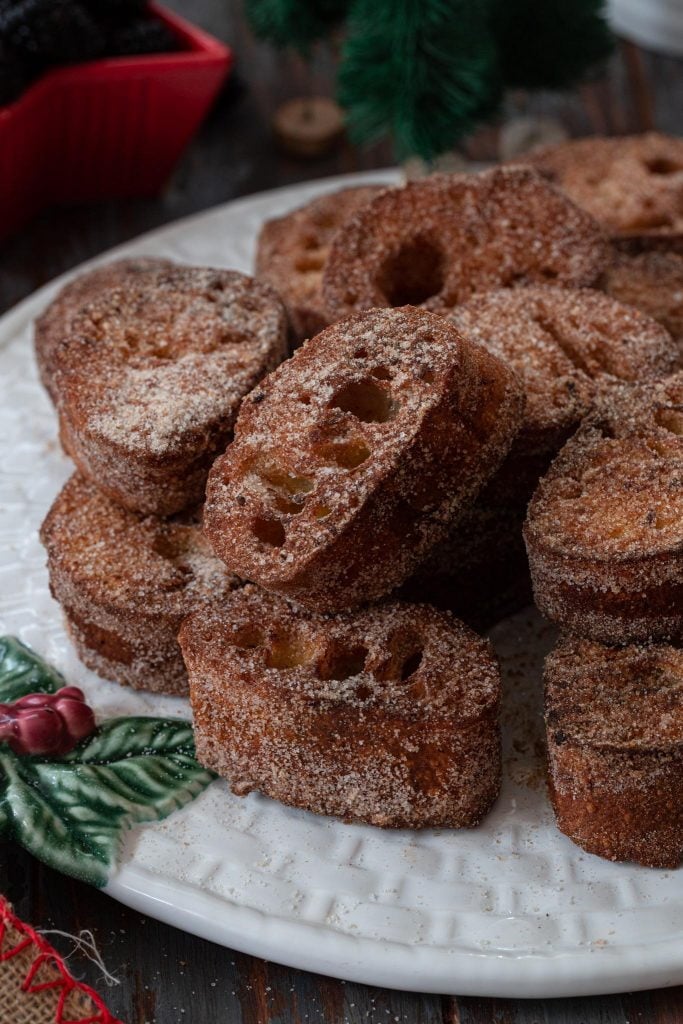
<box><xmin>0</xmin><ymin>896</ymin><xmax>122</xmax><ymax>1024</ymax></box>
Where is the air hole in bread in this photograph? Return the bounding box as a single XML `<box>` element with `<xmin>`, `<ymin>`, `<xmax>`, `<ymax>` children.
<box><xmin>354</xmin><ymin>683</ymin><xmax>372</xmax><ymax>700</ymax></box>
<box><xmin>656</xmin><ymin>406</ymin><xmax>683</xmax><ymax>435</ymax></box>
<box><xmin>645</xmin><ymin>156</ymin><xmax>682</xmax><ymax>175</ymax></box>
<box><xmin>312</xmin><ymin>504</ymin><xmax>332</xmax><ymax>519</ymax></box>
<box><xmin>353</xmin><ymin>348</ymin><xmax>368</xmax><ymax>359</ymax></box>
<box><xmin>371</xmin><ymin>366</ymin><xmax>392</xmax><ymax>381</ymax></box>
<box><xmin>331</xmin><ymin>379</ymin><xmax>396</xmax><ymax>423</ymax></box>
<box><xmin>318</xmin><ymin>644</ymin><xmax>369</xmax><ymax>681</ymax></box>
<box><xmin>266</xmin><ymin>634</ymin><xmax>317</xmax><ymax>669</ymax></box>
<box><xmin>374</xmin><ymin>630</ymin><xmax>424</xmax><ymax>682</ymax></box>
<box><xmin>295</xmin><ymin>253</ymin><xmax>326</xmax><ymax>274</ymax></box>
<box><xmin>400</xmin><ymin>650</ymin><xmax>423</xmax><ymax>680</ymax></box>
<box><xmin>258</xmin><ymin>465</ymin><xmax>314</xmax><ymax>514</ymax></box>
<box><xmin>376</xmin><ymin>234</ymin><xmax>446</xmax><ymax>306</ymax></box>
<box><xmin>252</xmin><ymin>516</ymin><xmax>286</xmax><ymax>547</ymax></box>
<box><xmin>231</xmin><ymin>625</ymin><xmax>264</xmax><ymax>649</ymax></box>
<box><xmin>317</xmin><ymin>438</ymin><xmax>371</xmax><ymax>469</ymax></box>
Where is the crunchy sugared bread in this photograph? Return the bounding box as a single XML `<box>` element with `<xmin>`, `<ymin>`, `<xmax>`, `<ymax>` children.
<box><xmin>179</xmin><ymin>586</ymin><xmax>502</xmax><ymax>828</ymax></box>
<box><xmin>449</xmin><ymin>286</ymin><xmax>677</xmax><ymax>505</ymax></box>
<box><xmin>524</xmin><ymin>374</ymin><xmax>683</xmax><ymax>644</ymax></box>
<box><xmin>523</xmin><ymin>133</ymin><xmax>683</xmax><ymax>250</ymax></box>
<box><xmin>40</xmin><ymin>474</ymin><xmax>241</xmax><ymax>694</ymax></box>
<box><xmin>204</xmin><ymin>306</ymin><xmax>524</xmax><ymax>613</ymax></box>
<box><xmin>545</xmin><ymin>635</ymin><xmax>683</xmax><ymax>868</ymax></box>
<box><xmin>51</xmin><ymin>264</ymin><xmax>288</xmax><ymax>516</ymax></box>
<box><xmin>34</xmin><ymin>256</ymin><xmax>174</xmax><ymax>401</ymax></box>
<box><xmin>602</xmin><ymin>250</ymin><xmax>683</xmax><ymax>356</ymax></box>
<box><xmin>322</xmin><ymin>167</ymin><xmax>610</xmax><ymax>321</ymax></box>
<box><xmin>256</xmin><ymin>185</ymin><xmax>384</xmax><ymax>343</ymax></box>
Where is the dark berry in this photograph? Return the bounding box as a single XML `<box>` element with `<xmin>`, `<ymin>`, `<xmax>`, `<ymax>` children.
<box><xmin>0</xmin><ymin>0</ymin><xmax>105</xmax><ymax>65</ymax></box>
<box><xmin>108</xmin><ymin>16</ymin><xmax>178</xmax><ymax>57</ymax></box>
<box><xmin>82</xmin><ymin>0</ymin><xmax>148</xmax><ymax>17</ymax></box>
<box><xmin>0</xmin><ymin>39</ymin><xmax>31</xmax><ymax>104</ymax></box>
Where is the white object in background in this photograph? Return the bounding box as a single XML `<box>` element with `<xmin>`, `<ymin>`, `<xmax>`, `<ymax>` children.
<box><xmin>608</xmin><ymin>0</ymin><xmax>683</xmax><ymax>57</ymax></box>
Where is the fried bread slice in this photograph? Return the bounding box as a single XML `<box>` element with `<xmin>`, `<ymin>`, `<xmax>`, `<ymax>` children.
<box><xmin>524</xmin><ymin>133</ymin><xmax>683</xmax><ymax>251</ymax></box>
<box><xmin>545</xmin><ymin>635</ymin><xmax>683</xmax><ymax>868</ymax></box>
<box><xmin>524</xmin><ymin>374</ymin><xmax>683</xmax><ymax>644</ymax></box>
<box><xmin>40</xmin><ymin>474</ymin><xmax>241</xmax><ymax>693</ymax></box>
<box><xmin>34</xmin><ymin>256</ymin><xmax>173</xmax><ymax>400</ymax></box>
<box><xmin>52</xmin><ymin>265</ymin><xmax>288</xmax><ymax>515</ymax></box>
<box><xmin>256</xmin><ymin>185</ymin><xmax>384</xmax><ymax>343</ymax></box>
<box><xmin>204</xmin><ymin>306</ymin><xmax>524</xmax><ymax>612</ymax></box>
<box><xmin>322</xmin><ymin>167</ymin><xmax>609</xmax><ymax>320</ymax></box>
<box><xmin>179</xmin><ymin>585</ymin><xmax>502</xmax><ymax>828</ymax></box>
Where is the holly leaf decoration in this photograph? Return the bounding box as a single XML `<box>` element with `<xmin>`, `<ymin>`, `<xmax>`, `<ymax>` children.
<box><xmin>0</xmin><ymin>636</ymin><xmax>65</xmax><ymax>701</ymax></box>
<box><xmin>0</xmin><ymin>638</ymin><xmax>215</xmax><ymax>887</ymax></box>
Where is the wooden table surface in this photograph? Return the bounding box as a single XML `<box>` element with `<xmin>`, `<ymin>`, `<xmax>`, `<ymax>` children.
<box><xmin>1</xmin><ymin>3</ymin><xmax>682</xmax><ymax>1021</ymax></box>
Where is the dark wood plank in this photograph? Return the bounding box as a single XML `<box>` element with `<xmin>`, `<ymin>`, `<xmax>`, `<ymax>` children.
<box><xmin>2</xmin><ymin>4</ymin><xmax>683</xmax><ymax>1021</ymax></box>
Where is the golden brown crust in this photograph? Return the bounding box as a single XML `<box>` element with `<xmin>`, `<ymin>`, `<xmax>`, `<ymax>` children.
<box><xmin>34</xmin><ymin>257</ymin><xmax>174</xmax><ymax>401</ymax></box>
<box><xmin>449</xmin><ymin>286</ymin><xmax>677</xmax><ymax>506</ymax></box>
<box><xmin>524</xmin><ymin>374</ymin><xmax>683</xmax><ymax>644</ymax></box>
<box><xmin>179</xmin><ymin>585</ymin><xmax>502</xmax><ymax>828</ymax></box>
<box><xmin>203</xmin><ymin>306</ymin><xmax>524</xmax><ymax>613</ymax></box>
<box><xmin>602</xmin><ymin>250</ymin><xmax>683</xmax><ymax>357</ymax></box>
<box><xmin>322</xmin><ymin>167</ymin><xmax>610</xmax><ymax>321</ymax></box>
<box><xmin>545</xmin><ymin>636</ymin><xmax>683</xmax><ymax>867</ymax></box>
<box><xmin>51</xmin><ymin>264</ymin><xmax>288</xmax><ymax>516</ymax></box>
<box><xmin>524</xmin><ymin>133</ymin><xmax>683</xmax><ymax>249</ymax></box>
<box><xmin>256</xmin><ymin>186</ymin><xmax>384</xmax><ymax>343</ymax></box>
<box><xmin>39</xmin><ymin>474</ymin><xmax>241</xmax><ymax>694</ymax></box>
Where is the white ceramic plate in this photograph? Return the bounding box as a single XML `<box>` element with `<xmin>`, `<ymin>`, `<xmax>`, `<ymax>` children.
<box><xmin>1</xmin><ymin>171</ymin><xmax>682</xmax><ymax>999</ymax></box>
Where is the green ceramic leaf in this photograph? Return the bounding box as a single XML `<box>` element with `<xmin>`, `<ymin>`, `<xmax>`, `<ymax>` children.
<box><xmin>0</xmin><ymin>636</ymin><xmax>65</xmax><ymax>701</ymax></box>
<box><xmin>0</xmin><ymin>719</ymin><xmax>215</xmax><ymax>886</ymax></box>
<box><xmin>0</xmin><ymin>637</ymin><xmax>215</xmax><ymax>887</ymax></box>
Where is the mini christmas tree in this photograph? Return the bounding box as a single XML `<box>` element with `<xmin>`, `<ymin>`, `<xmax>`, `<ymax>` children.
<box><xmin>244</xmin><ymin>0</ymin><xmax>613</xmax><ymax>160</ymax></box>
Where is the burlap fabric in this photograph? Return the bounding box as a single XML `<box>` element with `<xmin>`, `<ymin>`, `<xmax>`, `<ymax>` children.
<box><xmin>0</xmin><ymin>899</ymin><xmax>119</xmax><ymax>1024</ymax></box>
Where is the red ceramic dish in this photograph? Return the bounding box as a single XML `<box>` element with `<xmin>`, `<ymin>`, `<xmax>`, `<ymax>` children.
<box><xmin>0</xmin><ymin>4</ymin><xmax>232</xmax><ymax>242</ymax></box>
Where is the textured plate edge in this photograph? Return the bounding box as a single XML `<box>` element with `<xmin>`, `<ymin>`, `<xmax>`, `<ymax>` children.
<box><xmin>107</xmin><ymin>863</ymin><xmax>683</xmax><ymax>998</ymax></box>
<box><xmin>3</xmin><ymin>169</ymin><xmax>683</xmax><ymax>998</ymax></box>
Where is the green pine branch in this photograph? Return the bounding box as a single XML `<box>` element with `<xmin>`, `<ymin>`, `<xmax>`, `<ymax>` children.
<box><xmin>337</xmin><ymin>0</ymin><xmax>502</xmax><ymax>161</ymax></box>
<box><xmin>244</xmin><ymin>0</ymin><xmax>350</xmax><ymax>53</ymax></box>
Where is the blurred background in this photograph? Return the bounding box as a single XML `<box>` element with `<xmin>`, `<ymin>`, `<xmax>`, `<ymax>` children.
<box><xmin>1</xmin><ymin>0</ymin><xmax>683</xmax><ymax>313</ymax></box>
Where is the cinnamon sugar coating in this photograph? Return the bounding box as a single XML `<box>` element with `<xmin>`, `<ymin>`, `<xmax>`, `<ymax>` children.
<box><xmin>524</xmin><ymin>133</ymin><xmax>683</xmax><ymax>250</ymax></box>
<box><xmin>449</xmin><ymin>286</ymin><xmax>677</xmax><ymax>505</ymax></box>
<box><xmin>256</xmin><ymin>185</ymin><xmax>383</xmax><ymax>343</ymax></box>
<box><xmin>322</xmin><ymin>167</ymin><xmax>609</xmax><ymax>321</ymax></box>
<box><xmin>34</xmin><ymin>257</ymin><xmax>174</xmax><ymax>401</ymax></box>
<box><xmin>545</xmin><ymin>635</ymin><xmax>683</xmax><ymax>867</ymax></box>
<box><xmin>40</xmin><ymin>474</ymin><xmax>241</xmax><ymax>694</ymax></box>
<box><xmin>602</xmin><ymin>250</ymin><xmax>683</xmax><ymax>356</ymax></box>
<box><xmin>524</xmin><ymin>374</ymin><xmax>683</xmax><ymax>644</ymax></box>
<box><xmin>51</xmin><ymin>265</ymin><xmax>288</xmax><ymax>516</ymax></box>
<box><xmin>203</xmin><ymin>306</ymin><xmax>524</xmax><ymax>613</ymax></box>
<box><xmin>179</xmin><ymin>586</ymin><xmax>502</xmax><ymax>828</ymax></box>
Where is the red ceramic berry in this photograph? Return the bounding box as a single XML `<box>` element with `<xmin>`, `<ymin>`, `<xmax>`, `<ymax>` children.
<box><xmin>0</xmin><ymin>687</ymin><xmax>95</xmax><ymax>756</ymax></box>
<box><xmin>53</xmin><ymin>687</ymin><xmax>96</xmax><ymax>744</ymax></box>
<box><xmin>13</xmin><ymin>705</ymin><xmax>65</xmax><ymax>756</ymax></box>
